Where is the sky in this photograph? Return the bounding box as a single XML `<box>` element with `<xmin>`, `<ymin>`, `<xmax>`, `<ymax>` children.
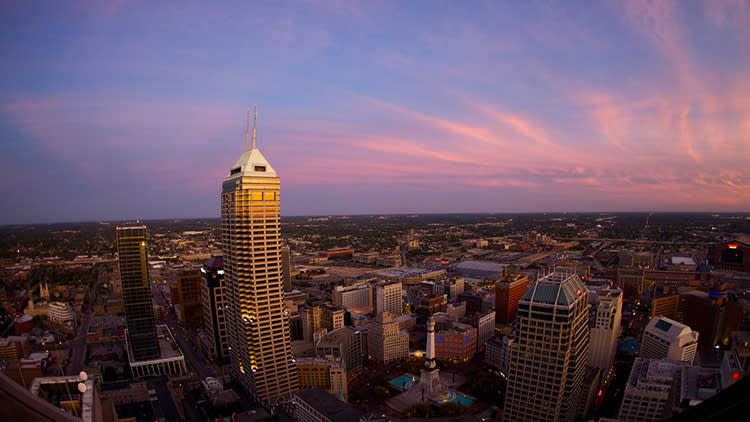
<box><xmin>1</xmin><ymin>0</ymin><xmax>749</xmax><ymax>224</ymax></box>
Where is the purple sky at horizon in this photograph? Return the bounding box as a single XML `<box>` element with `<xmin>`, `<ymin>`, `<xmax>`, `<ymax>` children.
<box><xmin>1</xmin><ymin>0</ymin><xmax>750</xmax><ymax>224</ymax></box>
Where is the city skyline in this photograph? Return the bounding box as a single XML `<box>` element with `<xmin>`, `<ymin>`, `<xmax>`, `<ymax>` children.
<box><xmin>2</xmin><ymin>1</ymin><xmax>750</xmax><ymax>225</ymax></box>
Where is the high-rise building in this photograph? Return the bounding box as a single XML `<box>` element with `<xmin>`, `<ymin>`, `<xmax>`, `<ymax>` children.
<box><xmin>315</xmin><ymin>326</ymin><xmax>363</xmax><ymax>376</ymax></box>
<box><xmin>504</xmin><ymin>272</ymin><xmax>590</xmax><ymax>422</ymax></box>
<box><xmin>640</xmin><ymin>316</ymin><xmax>699</xmax><ymax>364</ymax></box>
<box><xmin>589</xmin><ymin>288</ymin><xmax>622</xmax><ymax>372</ymax></box>
<box><xmin>300</xmin><ymin>304</ymin><xmax>344</xmax><ymax>342</ymax></box>
<box><xmin>618</xmin><ymin>358</ymin><xmax>685</xmax><ymax>422</ymax></box>
<box><xmin>651</xmin><ymin>291</ymin><xmax>680</xmax><ymax>321</ymax></box>
<box><xmin>678</xmin><ymin>286</ymin><xmax>743</xmax><ymax>351</ymax></box>
<box><xmin>281</xmin><ymin>246</ymin><xmax>292</xmax><ymax>292</ymax></box>
<box><xmin>375</xmin><ymin>281</ymin><xmax>402</xmax><ymax>317</ymax></box>
<box><xmin>367</xmin><ymin>312</ymin><xmax>409</xmax><ymax>363</ymax></box>
<box><xmin>221</xmin><ymin>108</ymin><xmax>298</xmax><ymax>405</ymax></box>
<box><xmin>495</xmin><ymin>275</ymin><xmax>530</xmax><ymax>324</ymax></box>
<box><xmin>117</xmin><ymin>223</ymin><xmax>160</xmax><ymax>361</ymax></box>
<box><xmin>473</xmin><ymin>309</ymin><xmax>496</xmax><ymax>352</ymax></box>
<box><xmin>200</xmin><ymin>256</ymin><xmax>229</xmax><ymax>363</ymax></box>
<box><xmin>175</xmin><ymin>270</ymin><xmax>202</xmax><ymax>327</ymax></box>
<box><xmin>333</xmin><ymin>282</ymin><xmax>371</xmax><ymax>311</ymax></box>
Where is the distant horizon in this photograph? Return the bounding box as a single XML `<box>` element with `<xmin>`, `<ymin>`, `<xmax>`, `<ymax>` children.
<box><xmin>2</xmin><ymin>2</ymin><xmax>749</xmax><ymax>225</ymax></box>
<box><xmin>3</xmin><ymin>210</ymin><xmax>750</xmax><ymax>228</ymax></box>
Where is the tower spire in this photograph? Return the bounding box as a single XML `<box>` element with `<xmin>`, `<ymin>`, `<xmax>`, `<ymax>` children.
<box><xmin>245</xmin><ymin>108</ymin><xmax>250</xmax><ymax>151</ymax></box>
<box><xmin>252</xmin><ymin>104</ymin><xmax>257</xmax><ymax>149</ymax></box>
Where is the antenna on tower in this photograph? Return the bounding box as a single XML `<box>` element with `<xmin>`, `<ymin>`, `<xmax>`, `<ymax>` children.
<box><xmin>245</xmin><ymin>108</ymin><xmax>250</xmax><ymax>151</ymax></box>
<box><xmin>252</xmin><ymin>104</ymin><xmax>257</xmax><ymax>149</ymax></box>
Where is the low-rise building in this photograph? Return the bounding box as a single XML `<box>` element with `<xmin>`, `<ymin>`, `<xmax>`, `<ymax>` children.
<box><xmin>294</xmin><ymin>387</ymin><xmax>363</xmax><ymax>422</ymax></box>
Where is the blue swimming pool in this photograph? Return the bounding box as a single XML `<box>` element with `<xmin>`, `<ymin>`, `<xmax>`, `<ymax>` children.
<box><xmin>389</xmin><ymin>374</ymin><xmax>416</xmax><ymax>390</ymax></box>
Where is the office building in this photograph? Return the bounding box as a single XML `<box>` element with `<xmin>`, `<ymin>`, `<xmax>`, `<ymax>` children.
<box><xmin>458</xmin><ymin>290</ymin><xmax>484</xmax><ymax>316</ymax></box>
<box><xmin>282</xmin><ymin>246</ymin><xmax>292</xmax><ymax>292</ymax></box>
<box><xmin>641</xmin><ymin>316</ymin><xmax>699</xmax><ymax>364</ymax></box>
<box><xmin>333</xmin><ymin>282</ymin><xmax>371</xmax><ymax>311</ymax></box>
<box><xmin>678</xmin><ymin>287</ymin><xmax>742</xmax><ymax>351</ymax></box>
<box><xmin>651</xmin><ymin>291</ymin><xmax>680</xmax><ymax>321</ymax></box>
<box><xmin>175</xmin><ymin>270</ymin><xmax>202</xmax><ymax>327</ymax></box>
<box><xmin>618</xmin><ymin>358</ymin><xmax>685</xmax><ymax>422</ymax></box>
<box><xmin>294</xmin><ymin>387</ymin><xmax>363</xmax><ymax>422</ymax></box>
<box><xmin>375</xmin><ymin>281</ymin><xmax>402</xmax><ymax>317</ymax></box>
<box><xmin>504</xmin><ymin>272</ymin><xmax>590</xmax><ymax>422</ymax></box>
<box><xmin>315</xmin><ymin>326</ymin><xmax>363</xmax><ymax>377</ymax></box>
<box><xmin>367</xmin><ymin>312</ymin><xmax>408</xmax><ymax>363</ymax></box>
<box><xmin>589</xmin><ymin>288</ymin><xmax>622</xmax><ymax>372</ymax></box>
<box><xmin>485</xmin><ymin>335</ymin><xmax>513</xmax><ymax>374</ymax></box>
<box><xmin>200</xmin><ymin>256</ymin><xmax>229</xmax><ymax>363</ymax></box>
<box><xmin>117</xmin><ymin>224</ymin><xmax>160</xmax><ymax>361</ymax></box>
<box><xmin>434</xmin><ymin>320</ymin><xmax>476</xmax><ymax>362</ymax></box>
<box><xmin>473</xmin><ymin>310</ymin><xmax>496</xmax><ymax>352</ymax></box>
<box><xmin>47</xmin><ymin>301</ymin><xmax>76</xmax><ymax>332</ymax></box>
<box><xmin>0</xmin><ymin>336</ymin><xmax>30</xmax><ymax>360</ymax></box>
<box><xmin>495</xmin><ymin>275</ymin><xmax>530</xmax><ymax>324</ymax></box>
<box><xmin>301</xmin><ymin>304</ymin><xmax>345</xmax><ymax>342</ymax></box>
<box><xmin>221</xmin><ymin>108</ymin><xmax>298</xmax><ymax>405</ymax></box>
<box><xmin>123</xmin><ymin>325</ymin><xmax>186</xmax><ymax>377</ymax></box>
<box><xmin>295</xmin><ymin>358</ymin><xmax>348</xmax><ymax>402</ymax></box>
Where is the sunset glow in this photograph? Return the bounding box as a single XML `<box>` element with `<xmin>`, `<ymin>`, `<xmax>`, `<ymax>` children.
<box><xmin>1</xmin><ymin>1</ymin><xmax>749</xmax><ymax>223</ymax></box>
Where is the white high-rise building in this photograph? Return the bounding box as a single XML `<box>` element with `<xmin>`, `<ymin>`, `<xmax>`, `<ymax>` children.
<box><xmin>618</xmin><ymin>358</ymin><xmax>685</xmax><ymax>422</ymax></box>
<box><xmin>504</xmin><ymin>272</ymin><xmax>590</xmax><ymax>422</ymax></box>
<box><xmin>375</xmin><ymin>281</ymin><xmax>402</xmax><ymax>317</ymax></box>
<box><xmin>333</xmin><ymin>282</ymin><xmax>371</xmax><ymax>311</ymax></box>
<box><xmin>588</xmin><ymin>288</ymin><xmax>622</xmax><ymax>372</ymax></box>
<box><xmin>641</xmin><ymin>316</ymin><xmax>699</xmax><ymax>364</ymax></box>
<box><xmin>221</xmin><ymin>108</ymin><xmax>298</xmax><ymax>406</ymax></box>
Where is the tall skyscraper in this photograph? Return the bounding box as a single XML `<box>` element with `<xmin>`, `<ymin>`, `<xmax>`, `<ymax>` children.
<box><xmin>589</xmin><ymin>287</ymin><xmax>622</xmax><ymax>372</ymax></box>
<box><xmin>116</xmin><ymin>224</ymin><xmax>160</xmax><ymax>361</ymax></box>
<box><xmin>221</xmin><ymin>108</ymin><xmax>298</xmax><ymax>405</ymax></box>
<box><xmin>504</xmin><ymin>272</ymin><xmax>590</xmax><ymax>422</ymax></box>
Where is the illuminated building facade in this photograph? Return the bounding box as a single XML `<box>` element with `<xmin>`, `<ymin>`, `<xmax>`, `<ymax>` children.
<box><xmin>221</xmin><ymin>108</ymin><xmax>298</xmax><ymax>405</ymax></box>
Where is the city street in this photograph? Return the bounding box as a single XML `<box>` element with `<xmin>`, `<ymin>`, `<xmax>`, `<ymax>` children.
<box><xmin>66</xmin><ymin>271</ymin><xmax>100</xmax><ymax>375</ymax></box>
<box><xmin>152</xmin><ymin>285</ymin><xmax>212</xmax><ymax>378</ymax></box>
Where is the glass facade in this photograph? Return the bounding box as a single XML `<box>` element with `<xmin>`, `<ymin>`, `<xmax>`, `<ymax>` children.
<box><xmin>117</xmin><ymin>224</ymin><xmax>160</xmax><ymax>361</ymax></box>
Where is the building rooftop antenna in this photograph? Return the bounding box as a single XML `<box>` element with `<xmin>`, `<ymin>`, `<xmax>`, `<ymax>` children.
<box><xmin>245</xmin><ymin>108</ymin><xmax>250</xmax><ymax>151</ymax></box>
<box><xmin>252</xmin><ymin>104</ymin><xmax>257</xmax><ymax>149</ymax></box>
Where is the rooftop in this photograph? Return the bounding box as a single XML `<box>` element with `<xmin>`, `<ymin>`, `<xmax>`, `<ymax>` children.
<box><xmin>646</xmin><ymin>316</ymin><xmax>698</xmax><ymax>344</ymax></box>
<box><xmin>521</xmin><ymin>271</ymin><xmax>587</xmax><ymax>307</ymax></box>
<box><xmin>225</xmin><ymin>147</ymin><xmax>277</xmax><ymax>181</ymax></box>
<box><xmin>316</xmin><ymin>326</ymin><xmax>360</xmax><ymax>348</ymax></box>
<box><xmin>295</xmin><ymin>387</ymin><xmax>363</xmax><ymax>422</ymax></box>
